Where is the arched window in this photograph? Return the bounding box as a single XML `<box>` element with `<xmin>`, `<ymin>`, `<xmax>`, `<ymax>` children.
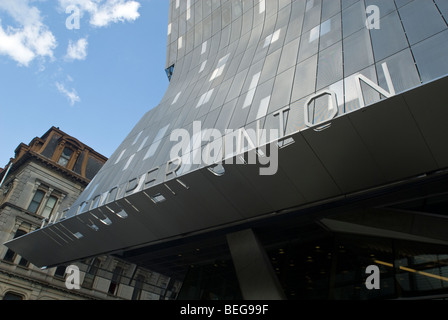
<box><xmin>58</xmin><ymin>147</ymin><xmax>74</xmax><ymax>167</ymax></box>
<box><xmin>3</xmin><ymin>292</ymin><xmax>24</xmax><ymax>300</ymax></box>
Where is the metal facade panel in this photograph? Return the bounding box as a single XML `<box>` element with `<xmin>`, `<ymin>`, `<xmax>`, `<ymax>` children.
<box><xmin>275</xmin><ymin>133</ymin><xmax>342</xmax><ymax>203</ymax></box>
<box><xmin>403</xmin><ymin>77</ymin><xmax>448</xmax><ymax>168</ymax></box>
<box><xmin>5</xmin><ymin>0</ymin><xmax>448</xmax><ymax>268</ymax></box>
<box><xmin>233</xmin><ymin>149</ymin><xmax>307</xmax><ymax>211</ymax></box>
<box><xmin>301</xmin><ymin>116</ymin><xmax>387</xmax><ymax>194</ymax></box>
<box><xmin>348</xmin><ymin>95</ymin><xmax>439</xmax><ymax>182</ymax></box>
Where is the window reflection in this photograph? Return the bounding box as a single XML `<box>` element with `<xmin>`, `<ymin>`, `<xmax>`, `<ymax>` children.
<box><xmin>265</xmin><ymin>233</ymin><xmax>448</xmax><ymax>300</ymax></box>
<box><xmin>58</xmin><ymin>147</ymin><xmax>73</xmax><ymax>167</ymax></box>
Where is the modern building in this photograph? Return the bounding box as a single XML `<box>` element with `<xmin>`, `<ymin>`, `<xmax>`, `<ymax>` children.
<box><xmin>6</xmin><ymin>0</ymin><xmax>448</xmax><ymax>300</ymax></box>
<box><xmin>0</xmin><ymin>127</ymin><xmax>179</xmax><ymax>300</ymax></box>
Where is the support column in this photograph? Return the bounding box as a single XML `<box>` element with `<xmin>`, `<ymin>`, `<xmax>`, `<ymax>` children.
<box><xmin>226</xmin><ymin>229</ymin><xmax>286</xmax><ymax>300</ymax></box>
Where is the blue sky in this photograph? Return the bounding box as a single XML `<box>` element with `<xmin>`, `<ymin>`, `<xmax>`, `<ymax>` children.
<box><xmin>0</xmin><ymin>0</ymin><xmax>170</xmax><ymax>167</ymax></box>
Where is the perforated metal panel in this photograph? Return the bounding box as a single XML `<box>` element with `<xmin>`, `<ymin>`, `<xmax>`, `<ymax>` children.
<box><xmin>6</xmin><ymin>0</ymin><xmax>448</xmax><ymax>268</ymax></box>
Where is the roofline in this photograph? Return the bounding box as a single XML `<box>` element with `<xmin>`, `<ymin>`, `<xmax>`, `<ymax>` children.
<box><xmin>37</xmin><ymin>126</ymin><xmax>108</xmax><ymax>161</ymax></box>
<box><xmin>6</xmin><ymin>150</ymin><xmax>91</xmax><ymax>187</ymax></box>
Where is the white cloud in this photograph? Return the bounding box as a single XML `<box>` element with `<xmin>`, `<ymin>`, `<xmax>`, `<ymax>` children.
<box><xmin>56</xmin><ymin>82</ymin><xmax>81</xmax><ymax>106</ymax></box>
<box><xmin>91</xmin><ymin>1</ymin><xmax>141</xmax><ymax>27</ymax></box>
<box><xmin>0</xmin><ymin>0</ymin><xmax>57</xmax><ymax>66</ymax></box>
<box><xmin>66</xmin><ymin>38</ymin><xmax>88</xmax><ymax>61</ymax></box>
<box><xmin>59</xmin><ymin>0</ymin><xmax>141</xmax><ymax>28</ymax></box>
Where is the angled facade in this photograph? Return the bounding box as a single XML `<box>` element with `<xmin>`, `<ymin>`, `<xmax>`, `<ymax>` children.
<box><xmin>7</xmin><ymin>0</ymin><xmax>448</xmax><ymax>300</ymax></box>
<box><xmin>0</xmin><ymin>127</ymin><xmax>179</xmax><ymax>300</ymax></box>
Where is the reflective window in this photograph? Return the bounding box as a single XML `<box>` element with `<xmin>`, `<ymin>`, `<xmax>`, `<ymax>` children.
<box><xmin>54</xmin><ymin>265</ymin><xmax>67</xmax><ymax>278</ymax></box>
<box><xmin>3</xmin><ymin>229</ymin><xmax>27</xmax><ymax>263</ymax></box>
<box><xmin>58</xmin><ymin>147</ymin><xmax>73</xmax><ymax>167</ymax></box>
<box><xmin>86</xmin><ymin>156</ymin><xmax>104</xmax><ymax>180</ymax></box>
<box><xmin>108</xmin><ymin>266</ymin><xmax>124</xmax><ymax>295</ymax></box>
<box><xmin>59</xmin><ymin>0</ymin><xmax>448</xmax><ymax>233</ymax></box>
<box><xmin>41</xmin><ymin>195</ymin><xmax>58</xmax><ymax>219</ymax></box>
<box><xmin>28</xmin><ymin>190</ymin><xmax>45</xmax><ymax>214</ymax></box>
<box><xmin>83</xmin><ymin>258</ymin><xmax>101</xmax><ymax>289</ymax></box>
<box><xmin>3</xmin><ymin>292</ymin><xmax>24</xmax><ymax>300</ymax></box>
<box><xmin>132</xmin><ymin>275</ymin><xmax>146</xmax><ymax>300</ymax></box>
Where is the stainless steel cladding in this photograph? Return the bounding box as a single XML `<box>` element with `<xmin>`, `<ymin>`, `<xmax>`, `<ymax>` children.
<box><xmin>6</xmin><ymin>0</ymin><xmax>448</xmax><ymax>268</ymax></box>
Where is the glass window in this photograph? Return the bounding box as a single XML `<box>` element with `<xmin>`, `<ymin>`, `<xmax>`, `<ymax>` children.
<box><xmin>55</xmin><ymin>265</ymin><xmax>67</xmax><ymax>278</ymax></box>
<box><xmin>27</xmin><ymin>190</ymin><xmax>45</xmax><ymax>214</ymax></box>
<box><xmin>3</xmin><ymin>292</ymin><xmax>24</xmax><ymax>300</ymax></box>
<box><xmin>18</xmin><ymin>256</ymin><xmax>29</xmax><ymax>267</ymax></box>
<box><xmin>394</xmin><ymin>241</ymin><xmax>448</xmax><ymax>296</ymax></box>
<box><xmin>83</xmin><ymin>258</ymin><xmax>101</xmax><ymax>289</ymax></box>
<box><xmin>108</xmin><ymin>266</ymin><xmax>124</xmax><ymax>295</ymax></box>
<box><xmin>132</xmin><ymin>275</ymin><xmax>145</xmax><ymax>300</ymax></box>
<box><xmin>3</xmin><ymin>248</ymin><xmax>16</xmax><ymax>262</ymax></box>
<box><xmin>41</xmin><ymin>134</ymin><xmax>61</xmax><ymax>159</ymax></box>
<box><xmin>3</xmin><ymin>230</ymin><xmax>27</xmax><ymax>263</ymax></box>
<box><xmin>165</xmin><ymin>64</ymin><xmax>175</xmax><ymax>81</ymax></box>
<box><xmin>58</xmin><ymin>147</ymin><xmax>74</xmax><ymax>167</ymax></box>
<box><xmin>41</xmin><ymin>196</ymin><xmax>58</xmax><ymax>219</ymax></box>
<box><xmin>73</xmin><ymin>151</ymin><xmax>85</xmax><ymax>175</ymax></box>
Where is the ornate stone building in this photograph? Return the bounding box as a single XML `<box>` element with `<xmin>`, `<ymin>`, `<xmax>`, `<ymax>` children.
<box><xmin>0</xmin><ymin>127</ymin><xmax>180</xmax><ymax>300</ymax></box>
